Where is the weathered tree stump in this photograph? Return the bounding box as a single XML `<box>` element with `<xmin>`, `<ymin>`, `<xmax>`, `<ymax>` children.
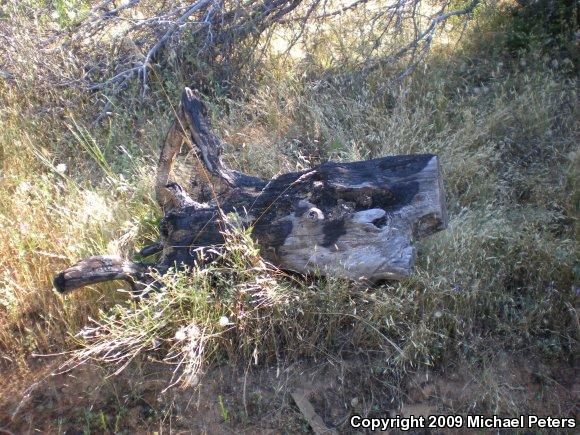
<box><xmin>54</xmin><ymin>88</ymin><xmax>448</xmax><ymax>294</ymax></box>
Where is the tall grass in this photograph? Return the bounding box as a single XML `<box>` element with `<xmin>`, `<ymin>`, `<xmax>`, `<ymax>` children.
<box><xmin>0</xmin><ymin>82</ymin><xmax>162</xmax><ymax>364</ymax></box>
<box><xmin>70</xmin><ymin>8</ymin><xmax>577</xmax><ymax>413</ymax></box>
<box><xmin>0</xmin><ymin>0</ymin><xmax>577</xmax><ymax>422</ymax></box>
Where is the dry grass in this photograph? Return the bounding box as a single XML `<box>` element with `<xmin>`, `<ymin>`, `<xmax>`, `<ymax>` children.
<box><xmin>0</xmin><ymin>0</ymin><xmax>578</xmax><ymax>431</ymax></box>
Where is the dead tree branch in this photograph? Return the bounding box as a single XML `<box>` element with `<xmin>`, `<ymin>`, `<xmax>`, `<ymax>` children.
<box><xmin>45</xmin><ymin>0</ymin><xmax>480</xmax><ymax>106</ymax></box>
<box><xmin>55</xmin><ymin>88</ymin><xmax>448</xmax><ymax>293</ymax></box>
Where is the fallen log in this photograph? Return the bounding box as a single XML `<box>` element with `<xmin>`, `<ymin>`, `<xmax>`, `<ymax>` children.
<box><xmin>54</xmin><ymin>88</ymin><xmax>448</xmax><ymax>294</ymax></box>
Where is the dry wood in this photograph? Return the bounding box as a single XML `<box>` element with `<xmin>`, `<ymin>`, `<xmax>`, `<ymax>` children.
<box><xmin>52</xmin><ymin>0</ymin><xmax>479</xmax><ymax>104</ymax></box>
<box><xmin>291</xmin><ymin>389</ymin><xmax>338</xmax><ymax>435</ymax></box>
<box><xmin>54</xmin><ymin>88</ymin><xmax>447</xmax><ymax>294</ymax></box>
<box><xmin>53</xmin><ymin>255</ymin><xmax>150</xmax><ymax>294</ymax></box>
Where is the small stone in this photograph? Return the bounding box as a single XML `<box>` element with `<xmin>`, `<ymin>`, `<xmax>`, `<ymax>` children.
<box><xmin>219</xmin><ymin>316</ymin><xmax>230</xmax><ymax>326</ymax></box>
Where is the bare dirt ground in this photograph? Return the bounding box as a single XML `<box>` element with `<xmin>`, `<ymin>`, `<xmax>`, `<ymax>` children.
<box><xmin>1</xmin><ymin>353</ymin><xmax>577</xmax><ymax>434</ymax></box>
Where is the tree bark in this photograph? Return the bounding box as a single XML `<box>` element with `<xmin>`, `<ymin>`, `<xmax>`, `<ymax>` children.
<box><xmin>53</xmin><ymin>255</ymin><xmax>150</xmax><ymax>294</ymax></box>
<box><xmin>54</xmin><ymin>88</ymin><xmax>448</xmax><ymax>293</ymax></box>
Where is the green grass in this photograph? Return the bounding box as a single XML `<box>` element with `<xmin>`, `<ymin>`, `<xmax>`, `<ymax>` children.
<box><xmin>0</xmin><ymin>0</ymin><xmax>578</xmax><ymax>429</ymax></box>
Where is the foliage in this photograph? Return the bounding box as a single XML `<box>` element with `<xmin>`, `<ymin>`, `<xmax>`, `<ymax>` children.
<box><xmin>0</xmin><ymin>0</ymin><xmax>577</xmax><ymax>427</ymax></box>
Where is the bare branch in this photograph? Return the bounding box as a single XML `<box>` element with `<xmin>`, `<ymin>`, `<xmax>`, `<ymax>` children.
<box><xmin>360</xmin><ymin>0</ymin><xmax>481</xmax><ymax>79</ymax></box>
<box><xmin>46</xmin><ymin>0</ymin><xmax>481</xmax><ymax>113</ymax></box>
